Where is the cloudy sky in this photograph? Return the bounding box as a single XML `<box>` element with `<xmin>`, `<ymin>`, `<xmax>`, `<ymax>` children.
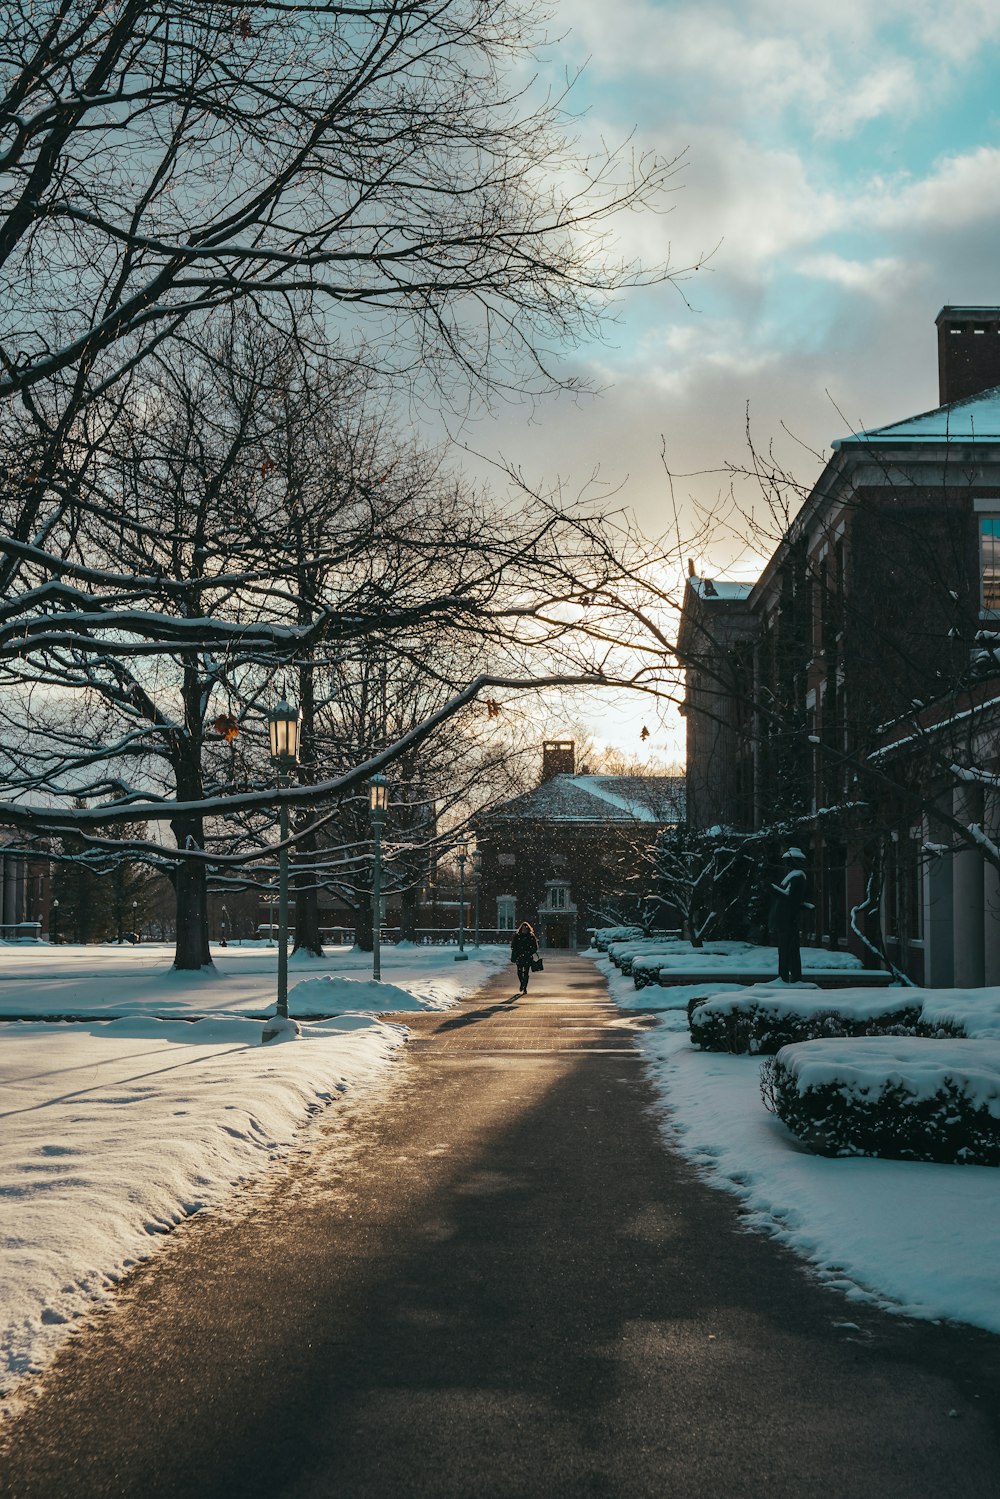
<box><xmin>460</xmin><ymin>0</ymin><xmax>1000</xmax><ymax>758</ymax></box>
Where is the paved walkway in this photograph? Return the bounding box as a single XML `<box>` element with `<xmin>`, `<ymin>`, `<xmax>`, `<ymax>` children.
<box><xmin>2</xmin><ymin>955</ymin><xmax>999</xmax><ymax>1497</ymax></box>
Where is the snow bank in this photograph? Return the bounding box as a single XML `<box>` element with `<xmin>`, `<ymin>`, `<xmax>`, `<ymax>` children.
<box><xmin>589</xmin><ymin>952</ymin><xmax>746</xmax><ymax>1011</ymax></box>
<box><xmin>287</xmin><ymin>975</ymin><xmax>434</xmax><ymax>1013</ymax></box>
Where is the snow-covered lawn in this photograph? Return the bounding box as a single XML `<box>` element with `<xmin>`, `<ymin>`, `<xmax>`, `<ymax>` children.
<box><xmin>595</xmin><ymin>952</ymin><xmax>1000</xmax><ymax>1335</ymax></box>
<box><xmin>0</xmin><ymin>942</ymin><xmax>508</xmax><ymax>1407</ymax></box>
<box><xmin>0</xmin><ymin>939</ymin><xmax>508</xmax><ymax>1018</ymax></box>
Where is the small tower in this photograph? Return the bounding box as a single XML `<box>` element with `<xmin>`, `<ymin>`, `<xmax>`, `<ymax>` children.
<box><xmin>936</xmin><ymin>306</ymin><xmax>1000</xmax><ymax>405</ymax></box>
<box><xmin>541</xmin><ymin>740</ymin><xmax>575</xmax><ymax>781</ymax></box>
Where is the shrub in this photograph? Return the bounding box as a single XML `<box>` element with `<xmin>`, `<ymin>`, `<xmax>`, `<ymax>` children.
<box><xmin>633</xmin><ymin>957</ymin><xmax>670</xmax><ymax>989</ymax></box>
<box><xmin>761</xmin><ymin>1048</ymin><xmax>1000</xmax><ymax>1165</ymax></box>
<box><xmin>688</xmin><ymin>996</ymin><xmax>954</xmax><ymax>1055</ymax></box>
<box><xmin>591</xmin><ymin>926</ymin><xmax>642</xmax><ymax>953</ymax></box>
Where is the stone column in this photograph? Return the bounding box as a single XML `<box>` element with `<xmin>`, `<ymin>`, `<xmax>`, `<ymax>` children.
<box><xmin>2</xmin><ymin>852</ymin><xmax>16</xmax><ymax>931</ymax></box>
<box><xmin>984</xmin><ymin>789</ymin><xmax>1000</xmax><ymax>985</ymax></box>
<box><xmin>925</xmin><ymin>840</ymin><xmax>953</xmax><ymax>987</ymax></box>
<box><xmin>953</xmin><ymin>785</ymin><xmax>985</xmax><ymax>988</ymax></box>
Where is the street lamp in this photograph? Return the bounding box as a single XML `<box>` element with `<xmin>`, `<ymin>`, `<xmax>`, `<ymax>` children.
<box><xmin>263</xmin><ymin>698</ymin><xmax>301</xmax><ymax>1041</ymax></box>
<box><xmin>369</xmin><ymin>773</ymin><xmax>389</xmax><ymax>981</ymax></box>
<box><xmin>51</xmin><ymin>898</ymin><xmax>59</xmax><ymax>945</ymax></box>
<box><xmin>455</xmin><ymin>841</ymin><xmax>469</xmax><ymax>961</ymax></box>
<box><xmin>132</xmin><ymin>899</ymin><xmax>139</xmax><ymax>944</ymax></box>
<box><xmin>472</xmin><ymin>850</ymin><xmax>482</xmax><ymax>950</ymax></box>
<box><xmin>220</xmin><ymin>901</ymin><xmax>229</xmax><ymax>948</ymax></box>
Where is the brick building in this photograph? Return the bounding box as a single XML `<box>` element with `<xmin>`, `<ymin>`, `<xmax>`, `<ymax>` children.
<box><xmin>474</xmin><ymin>741</ymin><xmax>685</xmax><ymax>948</ymax></box>
<box><xmin>0</xmin><ymin>840</ymin><xmax>49</xmax><ymax>941</ymax></box>
<box><xmin>679</xmin><ymin>306</ymin><xmax>1000</xmax><ymax>984</ymax></box>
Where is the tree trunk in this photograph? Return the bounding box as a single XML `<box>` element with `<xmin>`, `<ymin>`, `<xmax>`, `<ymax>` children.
<box><xmin>293</xmin><ymin>823</ymin><xmax>324</xmax><ymax>957</ymax></box>
<box><xmin>172</xmin><ymin>842</ymin><xmax>212</xmax><ymax>969</ymax></box>
<box><xmin>292</xmin><ymin>648</ymin><xmax>324</xmax><ymax>957</ymax></box>
<box><xmin>170</xmin><ymin>701</ymin><xmax>212</xmax><ymax>969</ymax></box>
<box><xmin>401</xmin><ymin>885</ymin><xmax>418</xmax><ymax>942</ymax></box>
<box><xmin>355</xmin><ymin>898</ymin><xmax>373</xmax><ymax>952</ymax></box>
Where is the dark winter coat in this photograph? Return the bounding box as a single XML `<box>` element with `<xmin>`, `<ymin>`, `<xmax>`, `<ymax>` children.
<box><xmin>510</xmin><ymin>930</ymin><xmax>538</xmax><ymax>965</ymax></box>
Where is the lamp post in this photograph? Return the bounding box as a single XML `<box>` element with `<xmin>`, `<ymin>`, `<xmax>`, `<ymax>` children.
<box><xmin>264</xmin><ymin>698</ymin><xmax>301</xmax><ymax>1037</ymax></box>
<box><xmin>220</xmin><ymin>902</ymin><xmax>229</xmax><ymax>948</ymax></box>
<box><xmin>472</xmin><ymin>850</ymin><xmax>482</xmax><ymax>950</ymax></box>
<box><xmin>51</xmin><ymin>898</ymin><xmax>59</xmax><ymax>945</ymax></box>
<box><xmin>369</xmin><ymin>773</ymin><xmax>389</xmax><ymax>981</ymax></box>
<box><xmin>132</xmin><ymin>899</ymin><xmax>139</xmax><ymax>943</ymax></box>
<box><xmin>455</xmin><ymin>841</ymin><xmax>469</xmax><ymax>961</ymax></box>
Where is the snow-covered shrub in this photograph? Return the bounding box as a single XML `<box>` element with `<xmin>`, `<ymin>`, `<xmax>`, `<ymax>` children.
<box><xmin>633</xmin><ymin>954</ymin><xmax>674</xmax><ymax>988</ymax></box>
<box><xmin>607</xmin><ymin>940</ymin><xmax>676</xmax><ymax>974</ymax></box>
<box><xmin>590</xmin><ymin>926</ymin><xmax>643</xmax><ymax>953</ymax></box>
<box><xmin>761</xmin><ymin>1039</ymin><xmax>1000</xmax><ymax>1164</ymax></box>
<box><xmin>688</xmin><ymin>987</ymin><xmax>954</xmax><ymax>1055</ymax></box>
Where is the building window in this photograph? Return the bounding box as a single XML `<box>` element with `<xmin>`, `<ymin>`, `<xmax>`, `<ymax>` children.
<box><xmin>497</xmin><ymin>895</ymin><xmax>515</xmax><ymax>930</ymax></box>
<box><xmin>499</xmin><ymin>853</ymin><xmax>515</xmax><ymax>867</ymax></box>
<box><xmin>980</xmin><ymin>516</ymin><xmax>1000</xmax><ymax>610</ymax></box>
<box><xmin>547</xmin><ymin>884</ymin><xmax>569</xmax><ymax>910</ymax></box>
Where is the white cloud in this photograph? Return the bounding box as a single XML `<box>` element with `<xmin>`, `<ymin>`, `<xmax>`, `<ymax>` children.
<box><xmin>553</xmin><ymin>0</ymin><xmax>924</xmax><ymax>136</ymax></box>
<box><xmin>869</xmin><ymin>147</ymin><xmax>1000</xmax><ymax>231</ymax></box>
<box><xmin>911</xmin><ymin>0</ymin><xmax>1000</xmax><ymax>62</ymax></box>
<box><xmin>797</xmin><ymin>253</ymin><xmax>917</xmax><ymax>299</ymax></box>
<box><xmin>680</xmin><ymin>134</ymin><xmax>844</xmax><ymax>271</ymax></box>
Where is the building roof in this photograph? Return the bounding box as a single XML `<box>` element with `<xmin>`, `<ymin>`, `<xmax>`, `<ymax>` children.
<box><xmin>688</xmin><ymin>577</ymin><xmax>755</xmax><ymax>601</ymax></box>
<box><xmin>486</xmin><ymin>773</ymin><xmax>686</xmax><ymax>825</ymax></box>
<box><xmin>678</xmin><ymin>574</ymin><xmax>758</xmax><ymax>660</ymax></box>
<box><xmin>832</xmin><ymin>384</ymin><xmax>1000</xmax><ymax>448</ymax></box>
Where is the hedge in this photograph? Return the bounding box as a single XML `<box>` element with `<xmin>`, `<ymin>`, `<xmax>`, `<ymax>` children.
<box><xmin>761</xmin><ymin>1048</ymin><xmax>1000</xmax><ymax>1165</ymax></box>
<box><xmin>688</xmin><ymin>996</ymin><xmax>958</xmax><ymax>1055</ymax></box>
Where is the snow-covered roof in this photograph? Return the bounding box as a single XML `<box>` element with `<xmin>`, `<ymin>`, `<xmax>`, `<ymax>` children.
<box><xmin>832</xmin><ymin>384</ymin><xmax>1000</xmax><ymax>448</ymax></box>
<box><xmin>487</xmin><ymin>773</ymin><xmax>686</xmax><ymax>825</ymax></box>
<box><xmin>689</xmin><ymin>576</ymin><xmax>755</xmax><ymax>601</ymax></box>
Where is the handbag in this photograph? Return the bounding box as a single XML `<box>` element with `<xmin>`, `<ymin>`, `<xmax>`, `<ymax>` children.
<box><xmin>530</xmin><ymin>956</ymin><xmax>543</xmax><ymax>972</ymax></box>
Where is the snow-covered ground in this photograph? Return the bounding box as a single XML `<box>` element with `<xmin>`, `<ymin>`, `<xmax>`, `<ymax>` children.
<box><xmin>0</xmin><ymin>939</ymin><xmax>507</xmax><ymax>1018</ymax></box>
<box><xmin>0</xmin><ymin>942</ymin><xmax>508</xmax><ymax>1407</ymax></box>
<box><xmin>595</xmin><ymin>952</ymin><xmax>1000</xmax><ymax>1335</ymax></box>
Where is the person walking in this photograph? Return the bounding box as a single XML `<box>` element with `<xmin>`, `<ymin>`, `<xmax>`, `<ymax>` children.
<box><xmin>510</xmin><ymin>921</ymin><xmax>539</xmax><ymax>994</ymax></box>
<box><xmin>771</xmin><ymin>847</ymin><xmax>809</xmax><ymax>984</ymax></box>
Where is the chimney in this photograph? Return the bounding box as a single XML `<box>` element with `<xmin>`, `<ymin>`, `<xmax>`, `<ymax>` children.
<box><xmin>541</xmin><ymin>739</ymin><xmax>575</xmax><ymax>781</ymax></box>
<box><xmin>936</xmin><ymin>306</ymin><xmax>1000</xmax><ymax>406</ymax></box>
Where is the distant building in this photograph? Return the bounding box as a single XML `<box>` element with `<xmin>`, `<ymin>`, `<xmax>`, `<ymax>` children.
<box><xmin>0</xmin><ymin>838</ymin><xmax>50</xmax><ymax>941</ymax></box>
<box><xmin>475</xmin><ymin>740</ymin><xmax>685</xmax><ymax>948</ymax></box>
